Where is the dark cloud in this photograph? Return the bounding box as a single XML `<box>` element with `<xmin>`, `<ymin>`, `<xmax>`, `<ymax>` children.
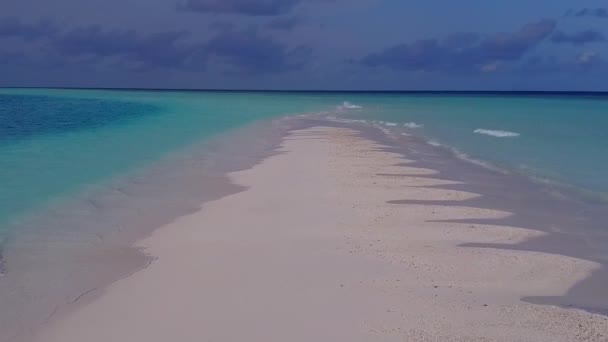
<box><xmin>177</xmin><ymin>0</ymin><xmax>334</xmax><ymax>16</ymax></box>
<box><xmin>206</xmin><ymin>28</ymin><xmax>311</xmax><ymax>73</ymax></box>
<box><xmin>266</xmin><ymin>15</ymin><xmax>304</xmax><ymax>30</ymax></box>
<box><xmin>481</xmin><ymin>19</ymin><xmax>556</xmax><ymax>60</ymax></box>
<box><xmin>521</xmin><ymin>51</ymin><xmax>605</xmax><ymax>74</ymax></box>
<box><xmin>442</xmin><ymin>32</ymin><xmax>479</xmax><ymax>50</ymax></box>
<box><xmin>53</xmin><ymin>26</ymin><xmax>203</xmax><ymax>70</ymax></box>
<box><xmin>0</xmin><ymin>17</ymin><xmax>57</xmax><ymax>41</ymax></box>
<box><xmin>361</xmin><ymin>19</ymin><xmax>556</xmax><ymax>73</ymax></box>
<box><xmin>551</xmin><ymin>30</ymin><xmax>606</xmax><ymax>45</ymax></box>
<box><xmin>362</xmin><ymin>39</ymin><xmax>446</xmax><ymax>71</ymax></box>
<box><xmin>0</xmin><ymin>17</ymin><xmax>310</xmax><ymax>74</ymax></box>
<box><xmin>567</xmin><ymin>8</ymin><xmax>608</xmax><ymax>19</ymax></box>
<box><xmin>176</xmin><ymin>0</ymin><xmax>301</xmax><ymax>16</ymax></box>
<box><xmin>0</xmin><ymin>44</ymin><xmax>70</xmax><ymax>70</ymax></box>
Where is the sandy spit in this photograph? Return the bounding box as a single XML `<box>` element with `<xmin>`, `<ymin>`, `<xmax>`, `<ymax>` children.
<box><xmin>35</xmin><ymin>127</ymin><xmax>608</xmax><ymax>342</ymax></box>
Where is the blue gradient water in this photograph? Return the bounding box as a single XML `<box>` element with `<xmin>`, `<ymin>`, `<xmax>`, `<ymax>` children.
<box><xmin>2</xmin><ymin>89</ymin><xmax>608</xmax><ymax>241</ymax></box>
<box><xmin>2</xmin><ymin>89</ymin><xmax>608</xmax><ymax>245</ymax></box>
<box><xmin>1</xmin><ymin>88</ymin><xmax>608</xmax><ymax>339</ymax></box>
<box><xmin>345</xmin><ymin>94</ymin><xmax>608</xmax><ymax>195</ymax></box>
<box><xmin>0</xmin><ymin>89</ymin><xmax>335</xmax><ymax>243</ymax></box>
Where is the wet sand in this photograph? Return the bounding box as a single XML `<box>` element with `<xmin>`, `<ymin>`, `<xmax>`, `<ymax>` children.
<box><xmin>34</xmin><ymin>125</ymin><xmax>608</xmax><ymax>341</ymax></box>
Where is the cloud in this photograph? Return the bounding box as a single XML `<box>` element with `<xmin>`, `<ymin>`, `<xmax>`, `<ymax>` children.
<box><xmin>52</xmin><ymin>26</ymin><xmax>205</xmax><ymax>70</ymax></box>
<box><xmin>205</xmin><ymin>28</ymin><xmax>311</xmax><ymax>73</ymax></box>
<box><xmin>480</xmin><ymin>19</ymin><xmax>556</xmax><ymax>60</ymax></box>
<box><xmin>0</xmin><ymin>17</ymin><xmax>57</xmax><ymax>41</ymax></box>
<box><xmin>519</xmin><ymin>51</ymin><xmax>605</xmax><ymax>75</ymax></box>
<box><xmin>176</xmin><ymin>0</ymin><xmax>335</xmax><ymax>16</ymax></box>
<box><xmin>520</xmin><ymin>55</ymin><xmax>564</xmax><ymax>74</ymax></box>
<box><xmin>442</xmin><ymin>32</ymin><xmax>479</xmax><ymax>50</ymax></box>
<box><xmin>567</xmin><ymin>8</ymin><xmax>608</xmax><ymax>19</ymax></box>
<box><xmin>480</xmin><ymin>61</ymin><xmax>501</xmax><ymax>73</ymax></box>
<box><xmin>551</xmin><ymin>30</ymin><xmax>606</xmax><ymax>45</ymax></box>
<box><xmin>176</xmin><ymin>0</ymin><xmax>301</xmax><ymax>16</ymax></box>
<box><xmin>576</xmin><ymin>50</ymin><xmax>603</xmax><ymax>66</ymax></box>
<box><xmin>362</xmin><ymin>19</ymin><xmax>556</xmax><ymax>73</ymax></box>
<box><xmin>266</xmin><ymin>15</ymin><xmax>304</xmax><ymax>30</ymax></box>
<box><xmin>361</xmin><ymin>39</ymin><xmax>447</xmax><ymax>71</ymax></box>
<box><xmin>209</xmin><ymin>21</ymin><xmax>237</xmax><ymax>31</ymax></box>
<box><xmin>0</xmin><ymin>50</ymin><xmax>27</xmax><ymax>65</ymax></box>
<box><xmin>0</xmin><ymin>17</ymin><xmax>310</xmax><ymax>74</ymax></box>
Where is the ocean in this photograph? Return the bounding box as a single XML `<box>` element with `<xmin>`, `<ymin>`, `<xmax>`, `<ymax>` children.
<box><xmin>3</xmin><ymin>90</ymin><xmax>608</xmax><ymax>238</ymax></box>
<box><xmin>0</xmin><ymin>88</ymin><xmax>336</xmax><ymax>340</ymax></box>
<box><xmin>0</xmin><ymin>89</ymin><xmax>336</xmax><ymax>239</ymax></box>
<box><xmin>343</xmin><ymin>93</ymin><xmax>608</xmax><ymax>196</ymax></box>
<box><xmin>1</xmin><ymin>88</ymin><xmax>608</xmax><ymax>339</ymax></box>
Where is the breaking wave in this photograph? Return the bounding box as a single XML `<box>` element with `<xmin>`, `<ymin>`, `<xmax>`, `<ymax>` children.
<box><xmin>474</xmin><ymin>129</ymin><xmax>520</xmax><ymax>138</ymax></box>
<box><xmin>403</xmin><ymin>122</ymin><xmax>423</xmax><ymax>129</ymax></box>
<box><xmin>338</xmin><ymin>101</ymin><xmax>362</xmax><ymax>110</ymax></box>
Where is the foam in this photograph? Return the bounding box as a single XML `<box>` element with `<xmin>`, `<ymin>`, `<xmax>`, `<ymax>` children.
<box><xmin>474</xmin><ymin>129</ymin><xmax>520</xmax><ymax>138</ymax></box>
<box><xmin>403</xmin><ymin>122</ymin><xmax>423</xmax><ymax>129</ymax></box>
<box><xmin>338</xmin><ymin>101</ymin><xmax>362</xmax><ymax>110</ymax></box>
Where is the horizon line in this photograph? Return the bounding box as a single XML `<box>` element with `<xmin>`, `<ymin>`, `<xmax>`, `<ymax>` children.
<box><xmin>3</xmin><ymin>86</ymin><xmax>608</xmax><ymax>95</ymax></box>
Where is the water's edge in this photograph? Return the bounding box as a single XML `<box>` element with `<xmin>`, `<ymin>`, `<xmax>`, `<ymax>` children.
<box><xmin>2</xmin><ymin>118</ymin><xmax>292</xmax><ymax>342</ymax></box>
<box><xmin>5</xmin><ymin>112</ymin><xmax>608</xmax><ymax>341</ymax></box>
<box><xmin>307</xmin><ymin>115</ymin><xmax>608</xmax><ymax>316</ymax></box>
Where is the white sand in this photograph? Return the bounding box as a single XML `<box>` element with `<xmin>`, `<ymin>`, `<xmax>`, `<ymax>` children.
<box><xmin>35</xmin><ymin>127</ymin><xmax>608</xmax><ymax>341</ymax></box>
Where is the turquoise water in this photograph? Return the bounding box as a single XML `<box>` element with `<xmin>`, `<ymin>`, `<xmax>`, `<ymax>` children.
<box><xmin>1</xmin><ymin>89</ymin><xmax>608</xmax><ymax>243</ymax></box>
<box><xmin>345</xmin><ymin>94</ymin><xmax>608</xmax><ymax>194</ymax></box>
<box><xmin>0</xmin><ymin>88</ymin><xmax>335</xmax><ymax>241</ymax></box>
<box><xmin>2</xmin><ymin>89</ymin><xmax>608</xmax><ymax>340</ymax></box>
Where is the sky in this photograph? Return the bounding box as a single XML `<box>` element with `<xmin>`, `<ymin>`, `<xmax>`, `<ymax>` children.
<box><xmin>1</xmin><ymin>0</ymin><xmax>608</xmax><ymax>90</ymax></box>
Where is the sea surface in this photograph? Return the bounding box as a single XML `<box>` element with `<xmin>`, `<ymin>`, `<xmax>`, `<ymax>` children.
<box><xmin>343</xmin><ymin>93</ymin><xmax>608</xmax><ymax>196</ymax></box>
<box><xmin>0</xmin><ymin>89</ymin><xmax>337</xmax><ymax>240</ymax></box>
<box><xmin>0</xmin><ymin>88</ymin><xmax>336</xmax><ymax>341</ymax></box>
<box><xmin>1</xmin><ymin>88</ymin><xmax>608</xmax><ymax>339</ymax></box>
<box><xmin>2</xmin><ymin>90</ymin><xmax>608</xmax><ymax>239</ymax></box>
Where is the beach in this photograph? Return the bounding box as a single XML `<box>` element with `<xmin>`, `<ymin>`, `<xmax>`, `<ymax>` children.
<box><xmin>32</xmin><ymin>122</ymin><xmax>608</xmax><ymax>342</ymax></box>
<box><xmin>5</xmin><ymin>0</ymin><xmax>608</xmax><ymax>336</ymax></box>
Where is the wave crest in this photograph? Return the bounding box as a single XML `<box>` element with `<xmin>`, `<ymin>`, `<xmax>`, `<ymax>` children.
<box><xmin>338</xmin><ymin>101</ymin><xmax>362</xmax><ymax>110</ymax></box>
<box><xmin>403</xmin><ymin>122</ymin><xmax>423</xmax><ymax>129</ymax></box>
<box><xmin>474</xmin><ymin>129</ymin><xmax>520</xmax><ymax>138</ymax></box>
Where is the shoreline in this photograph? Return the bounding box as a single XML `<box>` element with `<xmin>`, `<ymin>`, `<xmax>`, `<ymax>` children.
<box><xmin>32</xmin><ymin>119</ymin><xmax>608</xmax><ymax>341</ymax></box>
<box><xmin>337</xmin><ymin>116</ymin><xmax>608</xmax><ymax>315</ymax></box>
<box><xmin>0</xmin><ymin>118</ymin><xmax>291</xmax><ymax>342</ymax></box>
